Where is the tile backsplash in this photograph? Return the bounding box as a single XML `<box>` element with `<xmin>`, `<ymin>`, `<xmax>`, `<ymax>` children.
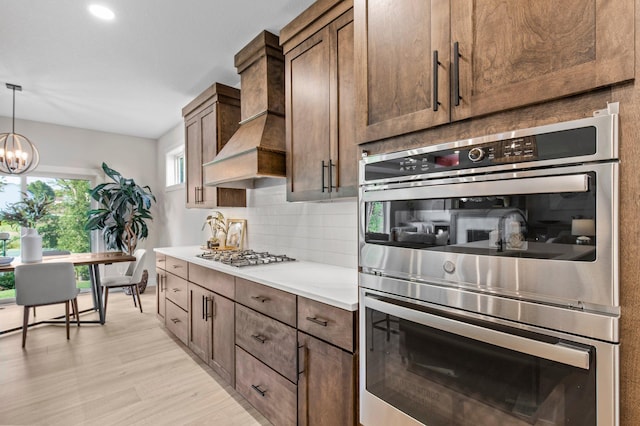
<box><xmin>216</xmin><ymin>181</ymin><xmax>358</xmax><ymax>269</ymax></box>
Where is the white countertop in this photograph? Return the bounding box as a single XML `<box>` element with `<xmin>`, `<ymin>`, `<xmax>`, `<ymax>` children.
<box><xmin>154</xmin><ymin>246</ymin><xmax>359</xmax><ymax>311</ymax></box>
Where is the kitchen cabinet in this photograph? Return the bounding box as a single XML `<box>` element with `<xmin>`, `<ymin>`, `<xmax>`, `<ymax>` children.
<box><xmin>297</xmin><ymin>332</ymin><xmax>356</xmax><ymax>426</ymax></box>
<box><xmin>155</xmin><ymin>254</ymin><xmax>166</xmax><ymax>320</ymax></box>
<box><xmin>188</xmin><ymin>282</ymin><xmax>236</xmax><ymax>385</ymax></box>
<box><xmin>163</xmin><ymin>257</ymin><xmax>189</xmax><ymax>346</ymax></box>
<box><xmin>182</xmin><ymin>83</ymin><xmax>246</xmax><ymax>208</ymax></box>
<box><xmin>297</xmin><ymin>296</ymin><xmax>357</xmax><ymax>426</ymax></box>
<box><xmin>354</xmin><ymin>0</ymin><xmax>635</xmax><ymax>144</ymax></box>
<box><xmin>187</xmin><ymin>264</ymin><xmax>236</xmax><ymax>385</ymax></box>
<box><xmin>281</xmin><ymin>0</ymin><xmax>357</xmax><ymax>201</ymax></box>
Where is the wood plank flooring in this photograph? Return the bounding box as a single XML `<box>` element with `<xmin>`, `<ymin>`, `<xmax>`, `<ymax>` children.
<box><xmin>0</xmin><ymin>287</ymin><xmax>271</xmax><ymax>425</ymax></box>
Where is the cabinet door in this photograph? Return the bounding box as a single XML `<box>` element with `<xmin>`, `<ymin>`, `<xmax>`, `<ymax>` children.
<box><xmin>200</xmin><ymin>105</ymin><xmax>218</xmax><ymax>207</ymax></box>
<box><xmin>286</xmin><ymin>27</ymin><xmax>332</xmax><ymax>202</ymax></box>
<box><xmin>210</xmin><ymin>294</ymin><xmax>235</xmax><ymax>386</ymax></box>
<box><xmin>451</xmin><ymin>0</ymin><xmax>635</xmax><ymax>121</ymax></box>
<box><xmin>298</xmin><ymin>332</ymin><xmax>356</xmax><ymax>426</ymax></box>
<box><xmin>354</xmin><ymin>0</ymin><xmax>450</xmax><ymax>143</ymax></box>
<box><xmin>188</xmin><ymin>283</ymin><xmax>211</xmax><ymax>362</ymax></box>
<box><xmin>156</xmin><ymin>268</ymin><xmax>166</xmax><ymax>320</ymax></box>
<box><xmin>330</xmin><ymin>11</ymin><xmax>358</xmax><ymax>199</ymax></box>
<box><xmin>185</xmin><ymin>115</ymin><xmax>202</xmax><ymax>207</ymax></box>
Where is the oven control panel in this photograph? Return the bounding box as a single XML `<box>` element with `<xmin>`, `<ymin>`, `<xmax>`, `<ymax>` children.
<box><xmin>364</xmin><ymin>126</ymin><xmax>597</xmax><ymax>182</ymax></box>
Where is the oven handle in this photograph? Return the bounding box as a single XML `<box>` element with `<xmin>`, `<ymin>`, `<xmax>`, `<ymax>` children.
<box><xmin>365</xmin><ymin>294</ymin><xmax>591</xmax><ymax>370</ymax></box>
<box><xmin>362</xmin><ymin>173</ymin><xmax>589</xmax><ymax>202</ymax></box>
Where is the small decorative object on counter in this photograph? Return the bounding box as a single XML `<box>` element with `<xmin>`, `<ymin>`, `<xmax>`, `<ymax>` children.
<box><xmin>203</xmin><ymin>211</ymin><xmax>226</xmax><ymax>248</ymax></box>
<box><xmin>225</xmin><ymin>219</ymin><xmax>246</xmax><ymax>249</ymax></box>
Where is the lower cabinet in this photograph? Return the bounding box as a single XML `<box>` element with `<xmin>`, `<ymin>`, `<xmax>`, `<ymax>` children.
<box><xmin>157</xmin><ymin>259</ymin><xmax>357</xmax><ymax>425</ymax></box>
<box><xmin>298</xmin><ymin>332</ymin><xmax>356</xmax><ymax>426</ymax></box>
<box><xmin>188</xmin><ymin>282</ymin><xmax>236</xmax><ymax>386</ymax></box>
<box><xmin>236</xmin><ymin>346</ymin><xmax>298</xmax><ymax>426</ymax></box>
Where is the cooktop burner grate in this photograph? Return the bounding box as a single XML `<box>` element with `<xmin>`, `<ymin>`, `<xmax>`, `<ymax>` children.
<box><xmin>197</xmin><ymin>249</ymin><xmax>296</xmax><ymax>267</ymax></box>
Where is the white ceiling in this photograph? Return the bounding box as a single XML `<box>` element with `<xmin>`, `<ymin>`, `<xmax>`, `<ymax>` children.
<box><xmin>0</xmin><ymin>0</ymin><xmax>315</xmax><ymax>139</ymax></box>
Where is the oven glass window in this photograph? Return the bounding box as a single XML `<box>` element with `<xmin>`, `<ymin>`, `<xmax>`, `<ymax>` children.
<box><xmin>365</xmin><ymin>306</ymin><xmax>597</xmax><ymax>426</ymax></box>
<box><xmin>364</xmin><ymin>173</ymin><xmax>596</xmax><ymax>261</ymax></box>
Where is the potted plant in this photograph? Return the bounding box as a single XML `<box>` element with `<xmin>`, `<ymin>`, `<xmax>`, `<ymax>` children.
<box><xmin>0</xmin><ymin>191</ymin><xmax>54</xmax><ymax>262</ymax></box>
<box><xmin>203</xmin><ymin>211</ymin><xmax>227</xmax><ymax>248</ymax></box>
<box><xmin>85</xmin><ymin>163</ymin><xmax>156</xmax><ymax>256</ymax></box>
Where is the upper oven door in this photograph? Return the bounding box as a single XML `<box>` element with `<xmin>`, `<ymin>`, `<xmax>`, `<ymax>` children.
<box><xmin>359</xmin><ymin>161</ymin><xmax>618</xmax><ymax>310</ymax></box>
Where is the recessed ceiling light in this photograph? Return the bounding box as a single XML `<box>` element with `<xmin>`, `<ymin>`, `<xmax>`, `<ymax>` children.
<box><xmin>88</xmin><ymin>4</ymin><xmax>115</xmax><ymax>20</ymax></box>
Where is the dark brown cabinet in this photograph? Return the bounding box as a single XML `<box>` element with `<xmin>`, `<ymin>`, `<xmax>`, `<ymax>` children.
<box><xmin>182</xmin><ymin>83</ymin><xmax>246</xmax><ymax>208</ymax></box>
<box><xmin>282</xmin><ymin>0</ymin><xmax>357</xmax><ymax>201</ymax></box>
<box><xmin>355</xmin><ymin>0</ymin><xmax>635</xmax><ymax>143</ymax></box>
<box><xmin>298</xmin><ymin>332</ymin><xmax>356</xmax><ymax>426</ymax></box>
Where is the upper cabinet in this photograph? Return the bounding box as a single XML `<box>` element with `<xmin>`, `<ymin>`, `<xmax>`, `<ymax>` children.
<box><xmin>355</xmin><ymin>0</ymin><xmax>635</xmax><ymax>144</ymax></box>
<box><xmin>182</xmin><ymin>83</ymin><xmax>247</xmax><ymax>208</ymax></box>
<box><xmin>281</xmin><ymin>0</ymin><xmax>358</xmax><ymax>202</ymax></box>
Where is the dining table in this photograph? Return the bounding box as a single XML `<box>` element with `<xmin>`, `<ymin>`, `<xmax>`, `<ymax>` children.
<box><xmin>0</xmin><ymin>251</ymin><xmax>136</xmax><ymax>333</ymax></box>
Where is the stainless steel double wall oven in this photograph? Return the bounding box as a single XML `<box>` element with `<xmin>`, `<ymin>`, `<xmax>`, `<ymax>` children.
<box><xmin>359</xmin><ymin>104</ymin><xmax>620</xmax><ymax>426</ymax></box>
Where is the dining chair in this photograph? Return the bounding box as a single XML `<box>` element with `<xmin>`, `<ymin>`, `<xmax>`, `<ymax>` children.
<box><xmin>32</xmin><ymin>250</ymin><xmax>72</xmax><ymax>317</ymax></box>
<box><xmin>101</xmin><ymin>249</ymin><xmax>147</xmax><ymax>320</ymax></box>
<box><xmin>15</xmin><ymin>262</ymin><xmax>80</xmax><ymax>348</ymax></box>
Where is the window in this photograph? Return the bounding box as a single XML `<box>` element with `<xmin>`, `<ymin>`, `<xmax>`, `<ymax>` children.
<box><xmin>0</xmin><ymin>175</ymin><xmax>93</xmax><ymax>302</ymax></box>
<box><xmin>166</xmin><ymin>146</ymin><xmax>185</xmax><ymax>187</ymax></box>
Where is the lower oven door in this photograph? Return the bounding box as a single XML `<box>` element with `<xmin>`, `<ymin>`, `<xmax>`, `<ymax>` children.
<box><xmin>359</xmin><ymin>289</ymin><xmax>619</xmax><ymax>426</ymax></box>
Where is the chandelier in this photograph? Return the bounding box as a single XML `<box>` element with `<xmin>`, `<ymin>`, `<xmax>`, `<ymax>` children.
<box><xmin>0</xmin><ymin>83</ymin><xmax>39</xmax><ymax>175</ymax></box>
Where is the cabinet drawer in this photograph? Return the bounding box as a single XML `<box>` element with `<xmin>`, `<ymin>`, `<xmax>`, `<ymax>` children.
<box><xmin>165</xmin><ymin>256</ymin><xmax>188</xmax><ymax>279</ymax></box>
<box><xmin>235</xmin><ymin>346</ymin><xmax>297</xmax><ymax>426</ymax></box>
<box><xmin>188</xmin><ymin>262</ymin><xmax>235</xmax><ymax>299</ymax></box>
<box><xmin>165</xmin><ymin>300</ymin><xmax>188</xmax><ymax>346</ymax></box>
<box><xmin>235</xmin><ymin>278</ymin><xmax>297</xmax><ymax>326</ymax></box>
<box><xmin>155</xmin><ymin>253</ymin><xmax>166</xmax><ymax>269</ymax></box>
<box><xmin>236</xmin><ymin>304</ymin><xmax>298</xmax><ymax>383</ymax></box>
<box><xmin>166</xmin><ymin>273</ymin><xmax>188</xmax><ymax>311</ymax></box>
<box><xmin>298</xmin><ymin>297</ymin><xmax>355</xmax><ymax>352</ymax></box>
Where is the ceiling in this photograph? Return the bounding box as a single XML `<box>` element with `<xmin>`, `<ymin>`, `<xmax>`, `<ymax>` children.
<box><xmin>0</xmin><ymin>0</ymin><xmax>315</xmax><ymax>139</ymax></box>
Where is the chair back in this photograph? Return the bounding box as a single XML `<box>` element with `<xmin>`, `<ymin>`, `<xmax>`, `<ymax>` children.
<box><xmin>15</xmin><ymin>262</ymin><xmax>77</xmax><ymax>306</ymax></box>
<box><xmin>128</xmin><ymin>249</ymin><xmax>148</xmax><ymax>283</ymax></box>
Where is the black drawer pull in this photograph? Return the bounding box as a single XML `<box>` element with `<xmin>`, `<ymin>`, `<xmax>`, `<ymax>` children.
<box><xmin>251</xmin><ymin>384</ymin><xmax>267</xmax><ymax>397</ymax></box>
<box><xmin>306</xmin><ymin>316</ymin><xmax>328</xmax><ymax>327</ymax></box>
<box><xmin>172</xmin><ymin>288</ymin><xmax>181</xmax><ymax>292</ymax></box>
<box><xmin>170</xmin><ymin>318</ymin><xmax>180</xmax><ymax>324</ymax></box>
<box><xmin>251</xmin><ymin>334</ymin><xmax>267</xmax><ymax>344</ymax></box>
<box><xmin>172</xmin><ymin>264</ymin><xmax>183</xmax><ymax>269</ymax></box>
<box><xmin>251</xmin><ymin>295</ymin><xmax>269</xmax><ymax>303</ymax></box>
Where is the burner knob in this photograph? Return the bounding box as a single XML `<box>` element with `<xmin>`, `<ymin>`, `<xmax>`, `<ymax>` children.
<box><xmin>468</xmin><ymin>147</ymin><xmax>485</xmax><ymax>162</ymax></box>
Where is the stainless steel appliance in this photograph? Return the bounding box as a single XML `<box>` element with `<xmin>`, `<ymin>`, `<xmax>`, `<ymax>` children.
<box><xmin>359</xmin><ymin>104</ymin><xmax>620</xmax><ymax>425</ymax></box>
<box><xmin>198</xmin><ymin>249</ymin><xmax>295</xmax><ymax>267</ymax></box>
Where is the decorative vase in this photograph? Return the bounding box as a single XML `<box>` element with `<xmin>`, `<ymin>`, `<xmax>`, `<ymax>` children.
<box><xmin>21</xmin><ymin>228</ymin><xmax>42</xmax><ymax>263</ymax></box>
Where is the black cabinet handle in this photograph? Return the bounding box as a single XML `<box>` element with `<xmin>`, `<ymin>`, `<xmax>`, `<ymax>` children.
<box><xmin>306</xmin><ymin>316</ymin><xmax>328</xmax><ymax>327</ymax></box>
<box><xmin>453</xmin><ymin>42</ymin><xmax>461</xmax><ymax>106</ymax></box>
<box><xmin>321</xmin><ymin>160</ymin><xmax>329</xmax><ymax>192</ymax></box>
<box><xmin>201</xmin><ymin>295</ymin><xmax>205</xmax><ymax>320</ymax></box>
<box><xmin>433</xmin><ymin>50</ymin><xmax>440</xmax><ymax>111</ymax></box>
<box><xmin>251</xmin><ymin>295</ymin><xmax>269</xmax><ymax>303</ymax></box>
<box><xmin>170</xmin><ymin>318</ymin><xmax>180</xmax><ymax>324</ymax></box>
<box><xmin>328</xmin><ymin>159</ymin><xmax>336</xmax><ymax>192</ymax></box>
<box><xmin>251</xmin><ymin>334</ymin><xmax>267</xmax><ymax>344</ymax></box>
<box><xmin>251</xmin><ymin>384</ymin><xmax>267</xmax><ymax>397</ymax></box>
<box><xmin>210</xmin><ymin>298</ymin><xmax>215</xmax><ymax>318</ymax></box>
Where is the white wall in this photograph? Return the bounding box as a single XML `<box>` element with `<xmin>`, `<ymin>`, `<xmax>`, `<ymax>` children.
<box><xmin>0</xmin><ymin>116</ymin><xmax>159</xmax><ymax>277</ymax></box>
<box><xmin>156</xmin><ymin>124</ymin><xmax>358</xmax><ymax>268</ymax></box>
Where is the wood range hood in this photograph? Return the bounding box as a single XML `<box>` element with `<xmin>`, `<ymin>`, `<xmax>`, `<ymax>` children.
<box><xmin>204</xmin><ymin>31</ymin><xmax>286</xmax><ymax>189</ymax></box>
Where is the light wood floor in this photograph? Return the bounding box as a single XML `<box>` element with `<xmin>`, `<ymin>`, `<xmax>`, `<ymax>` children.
<box><xmin>0</xmin><ymin>287</ymin><xmax>271</xmax><ymax>426</ymax></box>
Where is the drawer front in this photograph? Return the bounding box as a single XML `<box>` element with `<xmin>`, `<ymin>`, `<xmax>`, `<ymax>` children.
<box><xmin>166</xmin><ymin>273</ymin><xmax>188</xmax><ymax>310</ymax></box>
<box><xmin>155</xmin><ymin>253</ymin><xmax>166</xmax><ymax>269</ymax></box>
<box><xmin>236</xmin><ymin>304</ymin><xmax>298</xmax><ymax>383</ymax></box>
<box><xmin>235</xmin><ymin>346</ymin><xmax>297</xmax><ymax>426</ymax></box>
<box><xmin>297</xmin><ymin>297</ymin><xmax>355</xmax><ymax>352</ymax></box>
<box><xmin>235</xmin><ymin>278</ymin><xmax>297</xmax><ymax>326</ymax></box>
<box><xmin>165</xmin><ymin>256</ymin><xmax>188</xmax><ymax>279</ymax></box>
<box><xmin>165</xmin><ymin>300</ymin><xmax>188</xmax><ymax>346</ymax></box>
<box><xmin>188</xmin><ymin>262</ymin><xmax>235</xmax><ymax>299</ymax></box>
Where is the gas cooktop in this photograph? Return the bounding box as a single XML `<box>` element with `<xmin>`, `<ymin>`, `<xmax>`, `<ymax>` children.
<box><xmin>197</xmin><ymin>249</ymin><xmax>296</xmax><ymax>267</ymax></box>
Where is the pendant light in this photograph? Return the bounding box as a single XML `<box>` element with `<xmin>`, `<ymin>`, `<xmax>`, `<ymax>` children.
<box><xmin>0</xmin><ymin>83</ymin><xmax>39</xmax><ymax>175</ymax></box>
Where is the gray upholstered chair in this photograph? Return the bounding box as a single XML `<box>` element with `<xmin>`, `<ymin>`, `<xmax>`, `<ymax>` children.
<box><xmin>101</xmin><ymin>248</ymin><xmax>147</xmax><ymax>319</ymax></box>
<box><xmin>15</xmin><ymin>262</ymin><xmax>80</xmax><ymax>348</ymax></box>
